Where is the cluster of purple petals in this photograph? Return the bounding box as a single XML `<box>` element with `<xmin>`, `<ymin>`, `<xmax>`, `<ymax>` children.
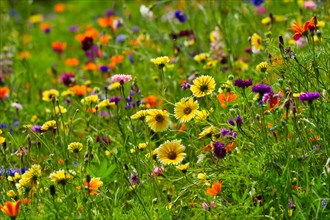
<box><xmin>252</xmin><ymin>84</ymin><xmax>273</xmax><ymax>95</ymax></box>
<box><xmin>81</xmin><ymin>36</ymin><xmax>94</xmax><ymax>51</ymax></box>
<box><xmin>31</xmin><ymin>125</ymin><xmax>43</xmax><ymax>133</ymax></box>
<box><xmin>61</xmin><ymin>72</ymin><xmax>76</xmax><ymax>87</ymax></box>
<box><xmin>125</xmin><ymin>84</ymin><xmax>141</xmax><ymax>110</ymax></box>
<box><xmin>96</xmin><ymin>136</ymin><xmax>111</xmax><ymax>145</ymax></box>
<box><xmin>220</xmin><ymin>128</ymin><xmax>237</xmax><ymax>138</ymax></box>
<box><xmin>129</xmin><ymin>172</ymin><xmax>140</xmax><ymax>185</ymax></box>
<box><xmin>109</xmin><ymin>96</ymin><xmax>121</xmax><ymax>103</ymax></box>
<box><xmin>174</xmin><ymin>10</ymin><xmax>187</xmax><ymax>23</ymax></box>
<box><xmin>213</xmin><ymin>141</ymin><xmax>226</xmax><ymax>159</ymax></box>
<box><xmin>0</xmin><ymin>166</ymin><xmax>29</xmax><ymax>177</ymax></box>
<box><xmin>169</xmin><ymin>30</ymin><xmax>194</xmax><ymax>40</ymax></box>
<box><xmin>181</xmin><ymin>82</ymin><xmax>190</xmax><ymax>90</ymax></box>
<box><xmin>234</xmin><ymin>79</ymin><xmax>252</xmax><ymax>88</ymax></box>
<box><xmin>299</xmin><ymin>92</ymin><xmax>320</xmax><ymax>102</ymax></box>
<box><xmin>228</xmin><ymin>116</ymin><xmax>243</xmax><ymax>127</ymax></box>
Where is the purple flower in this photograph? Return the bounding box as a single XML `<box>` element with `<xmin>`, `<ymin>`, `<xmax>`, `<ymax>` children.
<box><xmin>299</xmin><ymin>92</ymin><xmax>320</xmax><ymax>102</ymax></box>
<box><xmin>99</xmin><ymin>65</ymin><xmax>110</xmax><ymax>73</ymax></box>
<box><xmin>202</xmin><ymin>202</ymin><xmax>210</xmax><ymax>211</ymax></box>
<box><xmin>262</xmin><ymin>92</ymin><xmax>273</xmax><ymax>103</ymax></box>
<box><xmin>81</xmin><ymin>36</ymin><xmax>93</xmax><ymax>51</ymax></box>
<box><xmin>85</xmin><ymin>45</ymin><xmax>99</xmax><ymax>61</ymax></box>
<box><xmin>109</xmin><ymin>96</ymin><xmax>121</xmax><ymax>103</ymax></box>
<box><xmin>31</xmin><ymin>125</ymin><xmax>43</xmax><ymax>133</ymax></box>
<box><xmin>96</xmin><ymin>136</ymin><xmax>111</xmax><ymax>145</ymax></box>
<box><xmin>288</xmin><ymin>199</ymin><xmax>296</xmax><ymax>209</ymax></box>
<box><xmin>213</xmin><ymin>141</ymin><xmax>226</xmax><ymax>159</ymax></box>
<box><xmin>68</xmin><ymin>25</ymin><xmax>79</xmax><ymax>33</ymax></box>
<box><xmin>252</xmin><ymin>84</ymin><xmax>273</xmax><ymax>95</ymax></box>
<box><xmin>234</xmin><ymin>79</ymin><xmax>252</xmax><ymax>89</ymax></box>
<box><xmin>132</xmin><ymin>26</ymin><xmax>140</xmax><ymax>33</ymax></box>
<box><xmin>61</xmin><ymin>73</ymin><xmax>76</xmax><ymax>87</ymax></box>
<box><xmin>129</xmin><ymin>172</ymin><xmax>140</xmax><ymax>185</ymax></box>
<box><xmin>220</xmin><ymin>128</ymin><xmax>230</xmax><ymax>137</ymax></box>
<box><xmin>104</xmin><ymin>9</ymin><xmax>115</xmax><ymax>17</ymax></box>
<box><xmin>115</xmin><ymin>34</ymin><xmax>126</xmax><ymax>43</ymax></box>
<box><xmin>174</xmin><ymin>10</ymin><xmax>187</xmax><ymax>23</ymax></box>
<box><xmin>254</xmin><ymin>195</ymin><xmax>264</xmax><ymax>206</ymax></box>
<box><xmin>251</xmin><ymin>0</ymin><xmax>264</xmax><ymax>6</ymax></box>
<box><xmin>181</xmin><ymin>82</ymin><xmax>190</xmax><ymax>90</ymax></box>
<box><xmin>228</xmin><ymin>116</ymin><xmax>243</xmax><ymax>127</ymax></box>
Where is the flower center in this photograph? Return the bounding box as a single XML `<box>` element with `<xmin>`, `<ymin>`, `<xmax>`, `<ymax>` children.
<box><xmin>184</xmin><ymin>107</ymin><xmax>192</xmax><ymax>115</ymax></box>
<box><xmin>155</xmin><ymin>114</ymin><xmax>164</xmax><ymax>122</ymax></box>
<box><xmin>168</xmin><ymin>151</ymin><xmax>177</xmax><ymax>160</ymax></box>
<box><xmin>200</xmin><ymin>85</ymin><xmax>208</xmax><ymax>92</ymax></box>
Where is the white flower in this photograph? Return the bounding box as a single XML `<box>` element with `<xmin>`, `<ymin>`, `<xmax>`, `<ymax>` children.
<box><xmin>140</xmin><ymin>5</ymin><xmax>153</xmax><ymax>19</ymax></box>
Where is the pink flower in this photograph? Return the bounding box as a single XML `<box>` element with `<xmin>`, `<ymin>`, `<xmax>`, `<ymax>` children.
<box><xmin>303</xmin><ymin>1</ymin><xmax>317</xmax><ymax>10</ymax></box>
<box><xmin>151</xmin><ymin>166</ymin><xmax>164</xmax><ymax>178</ymax></box>
<box><xmin>111</xmin><ymin>74</ymin><xmax>132</xmax><ymax>83</ymax></box>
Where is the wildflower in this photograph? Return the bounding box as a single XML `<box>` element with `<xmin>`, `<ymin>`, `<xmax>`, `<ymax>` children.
<box><xmin>109</xmin><ymin>96</ymin><xmax>121</xmax><ymax>104</ymax></box>
<box><xmin>0</xmin><ymin>86</ymin><xmax>10</xmax><ymax>99</ymax></box>
<box><xmin>174</xmin><ymin>10</ymin><xmax>187</xmax><ymax>23</ymax></box>
<box><xmin>85</xmin><ymin>177</ymin><xmax>103</xmax><ymax>195</ymax></box>
<box><xmin>11</xmin><ymin>102</ymin><xmax>22</xmax><ymax>111</ymax></box>
<box><xmin>254</xmin><ymin>195</ymin><xmax>264</xmax><ymax>206</ymax></box>
<box><xmin>217</xmin><ymin>92</ymin><xmax>238</xmax><ymax>108</ymax></box>
<box><xmin>203</xmin><ymin>60</ymin><xmax>218</xmax><ymax>69</ymax></box>
<box><xmin>151</xmin><ymin>166</ymin><xmax>164</xmax><ymax>178</ymax></box>
<box><xmin>17</xmin><ymin>164</ymin><xmax>42</xmax><ymax>190</ymax></box>
<box><xmin>174</xmin><ymin>97</ymin><xmax>199</xmax><ymax>123</ymax></box>
<box><xmin>64</xmin><ymin>58</ymin><xmax>79</xmax><ymax>67</ymax></box>
<box><xmin>49</xmin><ymin>170</ymin><xmax>74</xmax><ymax>185</ymax></box>
<box><xmin>18</xmin><ymin>51</ymin><xmax>31</xmax><ymax>59</ymax></box>
<box><xmin>299</xmin><ymin>92</ymin><xmax>320</xmax><ymax>102</ymax></box>
<box><xmin>54</xmin><ymin>3</ymin><xmax>65</xmax><ymax>13</ymax></box>
<box><xmin>252</xmin><ymin>84</ymin><xmax>272</xmax><ymax>96</ymax></box>
<box><xmin>97</xmin><ymin>99</ymin><xmax>115</xmax><ymax>109</ymax></box>
<box><xmin>54</xmin><ymin>105</ymin><xmax>67</xmax><ymax>114</ymax></box>
<box><xmin>131</xmin><ymin>110</ymin><xmax>148</xmax><ymax>120</ymax></box>
<box><xmin>198</xmin><ymin>126</ymin><xmax>217</xmax><ymax>139</ymax></box>
<box><xmin>256</xmin><ymin>61</ymin><xmax>269</xmax><ymax>72</ymax></box>
<box><xmin>7</xmin><ymin>190</ymin><xmax>16</xmax><ymax>197</ymax></box>
<box><xmin>150</xmin><ymin>56</ymin><xmax>170</xmax><ymax>67</ymax></box>
<box><xmin>69</xmin><ymin>85</ymin><xmax>91</xmax><ymax>96</ymax></box>
<box><xmin>42</xmin><ymin>89</ymin><xmax>59</xmax><ymax>102</ymax></box>
<box><xmin>251</xmin><ymin>0</ymin><xmax>264</xmax><ymax>6</ymax></box>
<box><xmin>228</xmin><ymin>116</ymin><xmax>243</xmax><ymax>127</ymax></box>
<box><xmin>176</xmin><ymin>163</ymin><xmax>189</xmax><ymax>173</ymax></box>
<box><xmin>129</xmin><ymin>172</ymin><xmax>140</xmax><ymax>186</ymax></box>
<box><xmin>140</xmin><ymin>5</ymin><xmax>153</xmax><ymax>19</ymax></box>
<box><xmin>108</xmin><ymin>82</ymin><xmax>121</xmax><ymax>90</ymax></box>
<box><xmin>193</xmin><ymin>53</ymin><xmax>208</xmax><ymax>62</ymax></box>
<box><xmin>195</xmin><ymin>109</ymin><xmax>211</xmax><ymax>122</ymax></box>
<box><xmin>81</xmin><ymin>95</ymin><xmax>99</xmax><ymax>105</ymax></box>
<box><xmin>138</xmin><ymin>143</ymin><xmax>147</xmax><ymax>150</ymax></box>
<box><xmin>8</xmin><ymin>172</ymin><xmax>21</xmax><ymax>182</ymax></box>
<box><xmin>191</xmin><ymin>75</ymin><xmax>216</xmax><ymax>98</ymax></box>
<box><xmin>115</xmin><ymin>34</ymin><xmax>126</xmax><ymax>43</ymax></box>
<box><xmin>144</xmin><ymin>95</ymin><xmax>161</xmax><ymax>108</ymax></box>
<box><xmin>41</xmin><ymin>120</ymin><xmax>56</xmax><ymax>131</ymax></box>
<box><xmin>288</xmin><ymin>17</ymin><xmax>315</xmax><ymax>41</ymax></box>
<box><xmin>61</xmin><ymin>73</ymin><xmax>76</xmax><ymax>87</ymax></box>
<box><xmin>83</xmin><ymin>62</ymin><xmax>98</xmax><ymax>71</ymax></box>
<box><xmin>145</xmin><ymin>109</ymin><xmax>169</xmax><ymax>132</ymax></box>
<box><xmin>111</xmin><ymin>74</ymin><xmax>132</xmax><ymax>84</ymax></box>
<box><xmin>251</xmin><ymin>33</ymin><xmax>263</xmax><ymax>53</ymax></box>
<box><xmin>67</xmin><ymin>142</ymin><xmax>83</xmax><ymax>153</ymax></box>
<box><xmin>197</xmin><ymin>173</ymin><xmax>206</xmax><ymax>180</ymax></box>
<box><xmin>234</xmin><ymin>78</ymin><xmax>252</xmax><ymax>89</ymax></box>
<box><xmin>52</xmin><ymin>41</ymin><xmax>66</xmax><ymax>53</ymax></box>
<box><xmin>213</xmin><ymin>142</ymin><xmax>226</xmax><ymax>159</ymax></box>
<box><xmin>157</xmin><ymin>140</ymin><xmax>186</xmax><ymax>165</ymax></box>
<box><xmin>0</xmin><ymin>200</ymin><xmax>21</xmax><ymax>218</ymax></box>
<box><xmin>206</xmin><ymin>182</ymin><xmax>223</xmax><ymax>196</ymax></box>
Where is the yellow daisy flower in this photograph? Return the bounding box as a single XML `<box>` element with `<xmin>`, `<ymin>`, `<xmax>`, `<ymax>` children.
<box><xmin>194</xmin><ymin>109</ymin><xmax>210</xmax><ymax>122</ymax></box>
<box><xmin>150</xmin><ymin>56</ymin><xmax>170</xmax><ymax>67</ymax></box>
<box><xmin>190</xmin><ymin>75</ymin><xmax>216</xmax><ymax>98</ymax></box>
<box><xmin>193</xmin><ymin>53</ymin><xmax>209</xmax><ymax>63</ymax></box>
<box><xmin>198</xmin><ymin>126</ymin><xmax>217</xmax><ymax>139</ymax></box>
<box><xmin>256</xmin><ymin>62</ymin><xmax>269</xmax><ymax>72</ymax></box>
<box><xmin>55</xmin><ymin>105</ymin><xmax>67</xmax><ymax>114</ymax></box>
<box><xmin>145</xmin><ymin>109</ymin><xmax>169</xmax><ymax>132</ymax></box>
<box><xmin>42</xmin><ymin>89</ymin><xmax>59</xmax><ymax>102</ymax></box>
<box><xmin>49</xmin><ymin>169</ymin><xmax>74</xmax><ymax>185</ymax></box>
<box><xmin>131</xmin><ymin>110</ymin><xmax>149</xmax><ymax>120</ymax></box>
<box><xmin>67</xmin><ymin>142</ymin><xmax>83</xmax><ymax>153</ymax></box>
<box><xmin>81</xmin><ymin>95</ymin><xmax>99</xmax><ymax>105</ymax></box>
<box><xmin>176</xmin><ymin>162</ymin><xmax>189</xmax><ymax>172</ymax></box>
<box><xmin>157</xmin><ymin>140</ymin><xmax>186</xmax><ymax>165</ymax></box>
<box><xmin>174</xmin><ymin>97</ymin><xmax>199</xmax><ymax>123</ymax></box>
<box><xmin>41</xmin><ymin>120</ymin><xmax>56</xmax><ymax>131</ymax></box>
<box><xmin>251</xmin><ymin>33</ymin><xmax>263</xmax><ymax>53</ymax></box>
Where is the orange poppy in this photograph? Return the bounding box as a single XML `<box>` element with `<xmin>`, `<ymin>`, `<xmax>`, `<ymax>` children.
<box><xmin>0</xmin><ymin>200</ymin><xmax>21</xmax><ymax>217</ymax></box>
<box><xmin>69</xmin><ymin>85</ymin><xmax>92</xmax><ymax>96</ymax></box>
<box><xmin>65</xmin><ymin>58</ymin><xmax>79</xmax><ymax>67</ymax></box>
<box><xmin>0</xmin><ymin>87</ymin><xmax>10</xmax><ymax>99</ymax></box>
<box><xmin>144</xmin><ymin>95</ymin><xmax>163</xmax><ymax>108</ymax></box>
<box><xmin>200</xmin><ymin>143</ymin><xmax>212</xmax><ymax>154</ymax></box>
<box><xmin>22</xmin><ymin>198</ymin><xmax>32</xmax><ymax>205</ymax></box>
<box><xmin>53</xmin><ymin>3</ymin><xmax>65</xmax><ymax>13</ymax></box>
<box><xmin>52</xmin><ymin>41</ymin><xmax>66</xmax><ymax>53</ymax></box>
<box><xmin>206</xmin><ymin>181</ymin><xmax>223</xmax><ymax>196</ymax></box>
<box><xmin>217</xmin><ymin>92</ymin><xmax>238</xmax><ymax>108</ymax></box>
<box><xmin>225</xmin><ymin>142</ymin><xmax>235</xmax><ymax>152</ymax></box>
<box><xmin>39</xmin><ymin>22</ymin><xmax>50</xmax><ymax>32</ymax></box>
<box><xmin>109</xmin><ymin>55</ymin><xmax>125</xmax><ymax>69</ymax></box>
<box><xmin>98</xmin><ymin>16</ymin><xmax>121</xmax><ymax>31</ymax></box>
<box><xmin>99</xmin><ymin>34</ymin><xmax>111</xmax><ymax>44</ymax></box>
<box><xmin>83</xmin><ymin>62</ymin><xmax>98</xmax><ymax>71</ymax></box>
<box><xmin>288</xmin><ymin>17</ymin><xmax>315</xmax><ymax>41</ymax></box>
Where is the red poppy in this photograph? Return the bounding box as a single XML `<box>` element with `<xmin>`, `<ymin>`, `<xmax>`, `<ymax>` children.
<box><xmin>288</xmin><ymin>17</ymin><xmax>315</xmax><ymax>41</ymax></box>
<box><xmin>206</xmin><ymin>182</ymin><xmax>223</xmax><ymax>196</ymax></box>
<box><xmin>0</xmin><ymin>87</ymin><xmax>10</xmax><ymax>99</ymax></box>
<box><xmin>217</xmin><ymin>92</ymin><xmax>238</xmax><ymax>108</ymax></box>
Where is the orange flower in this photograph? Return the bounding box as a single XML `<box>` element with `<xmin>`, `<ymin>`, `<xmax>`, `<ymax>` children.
<box><xmin>288</xmin><ymin>17</ymin><xmax>315</xmax><ymax>41</ymax></box>
<box><xmin>99</xmin><ymin>34</ymin><xmax>111</xmax><ymax>44</ymax></box>
<box><xmin>217</xmin><ymin>92</ymin><xmax>238</xmax><ymax>108</ymax></box>
<box><xmin>206</xmin><ymin>181</ymin><xmax>223</xmax><ymax>196</ymax></box>
<box><xmin>0</xmin><ymin>200</ymin><xmax>21</xmax><ymax>218</ymax></box>
<box><xmin>173</xmin><ymin>123</ymin><xmax>186</xmax><ymax>133</ymax></box>
<box><xmin>129</xmin><ymin>39</ymin><xmax>139</xmax><ymax>46</ymax></box>
<box><xmin>52</xmin><ymin>41</ymin><xmax>66</xmax><ymax>53</ymax></box>
<box><xmin>109</xmin><ymin>55</ymin><xmax>124</xmax><ymax>69</ymax></box>
<box><xmin>69</xmin><ymin>85</ymin><xmax>92</xmax><ymax>96</ymax></box>
<box><xmin>144</xmin><ymin>95</ymin><xmax>161</xmax><ymax>108</ymax></box>
<box><xmin>53</xmin><ymin>3</ymin><xmax>65</xmax><ymax>13</ymax></box>
<box><xmin>225</xmin><ymin>142</ymin><xmax>235</xmax><ymax>152</ymax></box>
<box><xmin>83</xmin><ymin>62</ymin><xmax>98</xmax><ymax>71</ymax></box>
<box><xmin>65</xmin><ymin>58</ymin><xmax>79</xmax><ymax>67</ymax></box>
<box><xmin>0</xmin><ymin>86</ymin><xmax>10</xmax><ymax>99</ymax></box>
<box><xmin>200</xmin><ymin>143</ymin><xmax>212</xmax><ymax>154</ymax></box>
<box><xmin>22</xmin><ymin>198</ymin><xmax>32</xmax><ymax>205</ymax></box>
<box><xmin>18</xmin><ymin>51</ymin><xmax>31</xmax><ymax>60</ymax></box>
<box><xmin>97</xmin><ymin>16</ymin><xmax>121</xmax><ymax>31</ymax></box>
<box><xmin>84</xmin><ymin>177</ymin><xmax>103</xmax><ymax>195</ymax></box>
<box><xmin>40</xmin><ymin>22</ymin><xmax>50</xmax><ymax>32</ymax></box>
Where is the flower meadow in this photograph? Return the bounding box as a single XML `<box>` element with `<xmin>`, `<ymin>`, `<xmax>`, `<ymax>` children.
<box><xmin>0</xmin><ymin>0</ymin><xmax>329</xmax><ymax>219</ymax></box>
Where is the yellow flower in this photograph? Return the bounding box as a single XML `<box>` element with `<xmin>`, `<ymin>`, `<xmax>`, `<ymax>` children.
<box><xmin>29</xmin><ymin>14</ymin><xmax>43</xmax><ymax>24</ymax></box>
<box><xmin>42</xmin><ymin>89</ymin><xmax>59</xmax><ymax>102</ymax></box>
<box><xmin>146</xmin><ymin>148</ymin><xmax>158</xmax><ymax>159</ymax></box>
<box><xmin>18</xmin><ymin>51</ymin><xmax>31</xmax><ymax>60</ymax></box>
<box><xmin>8</xmin><ymin>173</ymin><xmax>21</xmax><ymax>182</ymax></box>
<box><xmin>190</xmin><ymin>75</ymin><xmax>216</xmax><ymax>98</ymax></box>
<box><xmin>261</xmin><ymin>17</ymin><xmax>271</xmax><ymax>25</ymax></box>
<box><xmin>97</xmin><ymin>100</ymin><xmax>115</xmax><ymax>109</ymax></box>
<box><xmin>81</xmin><ymin>95</ymin><xmax>99</xmax><ymax>105</ymax></box>
<box><xmin>176</xmin><ymin>163</ymin><xmax>189</xmax><ymax>172</ymax></box>
<box><xmin>138</xmin><ymin>143</ymin><xmax>147</xmax><ymax>150</ymax></box>
<box><xmin>67</xmin><ymin>142</ymin><xmax>83</xmax><ymax>153</ymax></box>
<box><xmin>41</xmin><ymin>120</ymin><xmax>56</xmax><ymax>131</ymax></box>
<box><xmin>0</xmin><ymin>136</ymin><xmax>5</xmax><ymax>144</ymax></box>
<box><xmin>293</xmin><ymin>93</ymin><xmax>302</xmax><ymax>98</ymax></box>
<box><xmin>256</xmin><ymin>61</ymin><xmax>269</xmax><ymax>72</ymax></box>
<box><xmin>131</xmin><ymin>110</ymin><xmax>149</xmax><ymax>120</ymax></box>
<box><xmin>234</xmin><ymin>60</ymin><xmax>248</xmax><ymax>72</ymax></box>
<box><xmin>198</xmin><ymin>126</ymin><xmax>217</xmax><ymax>139</ymax></box>
<box><xmin>145</xmin><ymin>109</ymin><xmax>169</xmax><ymax>132</ymax></box>
<box><xmin>194</xmin><ymin>109</ymin><xmax>210</xmax><ymax>122</ymax></box>
<box><xmin>157</xmin><ymin>140</ymin><xmax>186</xmax><ymax>165</ymax></box>
<box><xmin>194</xmin><ymin>53</ymin><xmax>209</xmax><ymax>63</ymax></box>
<box><xmin>49</xmin><ymin>170</ymin><xmax>74</xmax><ymax>185</ymax></box>
<box><xmin>18</xmin><ymin>164</ymin><xmax>42</xmax><ymax>189</ymax></box>
<box><xmin>150</xmin><ymin>56</ymin><xmax>170</xmax><ymax>66</ymax></box>
<box><xmin>203</xmin><ymin>60</ymin><xmax>218</xmax><ymax>69</ymax></box>
<box><xmin>31</xmin><ymin>115</ymin><xmax>38</xmax><ymax>122</ymax></box>
<box><xmin>55</xmin><ymin>105</ymin><xmax>67</xmax><ymax>114</ymax></box>
<box><xmin>61</xmin><ymin>90</ymin><xmax>74</xmax><ymax>97</ymax></box>
<box><xmin>108</xmin><ymin>82</ymin><xmax>121</xmax><ymax>90</ymax></box>
<box><xmin>251</xmin><ymin>33</ymin><xmax>263</xmax><ymax>53</ymax></box>
<box><xmin>197</xmin><ymin>173</ymin><xmax>206</xmax><ymax>180</ymax></box>
<box><xmin>174</xmin><ymin>97</ymin><xmax>199</xmax><ymax>123</ymax></box>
